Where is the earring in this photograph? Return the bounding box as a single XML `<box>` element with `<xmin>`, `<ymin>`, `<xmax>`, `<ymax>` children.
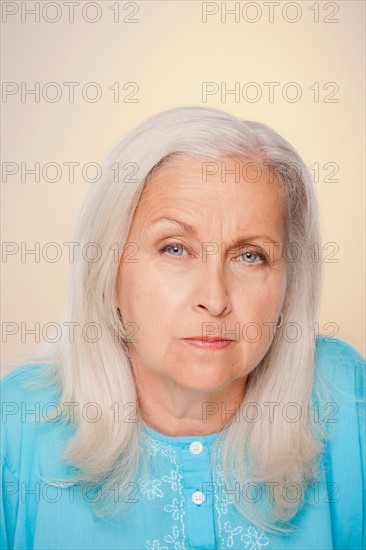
<box><xmin>277</xmin><ymin>312</ymin><xmax>283</xmax><ymax>328</ymax></box>
<box><xmin>116</xmin><ymin>308</ymin><xmax>129</xmax><ymax>347</ymax></box>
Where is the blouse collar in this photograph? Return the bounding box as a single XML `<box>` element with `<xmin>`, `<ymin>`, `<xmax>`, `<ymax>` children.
<box><xmin>142</xmin><ymin>422</ymin><xmax>222</xmax><ymax>446</ymax></box>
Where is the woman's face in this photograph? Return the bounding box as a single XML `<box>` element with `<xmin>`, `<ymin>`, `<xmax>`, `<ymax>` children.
<box><xmin>116</xmin><ymin>154</ymin><xmax>288</xmax><ymax>394</ymax></box>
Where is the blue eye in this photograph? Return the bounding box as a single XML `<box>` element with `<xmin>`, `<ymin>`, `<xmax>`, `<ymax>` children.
<box><xmin>240</xmin><ymin>252</ymin><xmax>260</xmax><ymax>264</ymax></box>
<box><xmin>159</xmin><ymin>243</ymin><xmax>187</xmax><ymax>257</ymax></box>
<box><xmin>159</xmin><ymin>242</ymin><xmax>268</xmax><ymax>265</ymax></box>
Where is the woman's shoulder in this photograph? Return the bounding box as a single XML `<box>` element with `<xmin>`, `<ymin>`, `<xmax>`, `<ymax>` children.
<box><xmin>313</xmin><ymin>336</ymin><xmax>365</xmax><ymax>438</ymax></box>
<box><xmin>1</xmin><ymin>361</ymin><xmax>66</xmax><ymax>429</ymax></box>
<box><xmin>1</xmin><ymin>361</ymin><xmax>59</xmax><ymax>405</ymax></box>
<box><xmin>1</xmin><ymin>362</ymin><xmax>70</xmax><ymax>481</ymax></box>
<box><xmin>314</xmin><ymin>335</ymin><xmax>365</xmax><ymax>390</ymax></box>
<box><xmin>315</xmin><ymin>334</ymin><xmax>365</xmax><ymax>364</ymax></box>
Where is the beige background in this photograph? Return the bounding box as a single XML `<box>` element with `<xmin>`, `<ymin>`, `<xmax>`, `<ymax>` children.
<box><xmin>2</xmin><ymin>0</ymin><xmax>365</xmax><ymax>375</ymax></box>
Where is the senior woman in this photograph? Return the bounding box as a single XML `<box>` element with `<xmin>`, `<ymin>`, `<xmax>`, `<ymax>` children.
<box><xmin>1</xmin><ymin>107</ymin><xmax>365</xmax><ymax>550</ymax></box>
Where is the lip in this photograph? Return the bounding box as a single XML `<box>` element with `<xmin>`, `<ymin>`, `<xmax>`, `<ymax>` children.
<box><xmin>185</xmin><ymin>336</ymin><xmax>234</xmax><ymax>342</ymax></box>
<box><xmin>181</xmin><ymin>337</ymin><xmax>234</xmax><ymax>350</ymax></box>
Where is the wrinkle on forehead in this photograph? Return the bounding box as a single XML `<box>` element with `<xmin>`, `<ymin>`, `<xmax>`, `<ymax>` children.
<box><xmin>206</xmin><ymin>208</ymin><xmax>223</xmax><ymax>236</ymax></box>
<box><xmin>132</xmin><ymin>154</ymin><xmax>287</xmax><ymax>244</ymax></box>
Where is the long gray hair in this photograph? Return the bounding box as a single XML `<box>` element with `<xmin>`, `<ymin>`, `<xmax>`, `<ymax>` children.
<box><xmin>12</xmin><ymin>106</ymin><xmax>331</xmax><ymax>534</ymax></box>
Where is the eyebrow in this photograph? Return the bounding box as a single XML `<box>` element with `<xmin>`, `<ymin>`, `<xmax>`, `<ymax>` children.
<box><xmin>150</xmin><ymin>216</ymin><xmax>280</xmax><ymax>246</ymax></box>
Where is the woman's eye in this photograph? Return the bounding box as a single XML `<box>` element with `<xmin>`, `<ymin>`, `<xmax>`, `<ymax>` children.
<box><xmin>238</xmin><ymin>251</ymin><xmax>265</xmax><ymax>265</ymax></box>
<box><xmin>159</xmin><ymin>243</ymin><xmax>187</xmax><ymax>257</ymax></box>
<box><xmin>159</xmin><ymin>243</ymin><xmax>267</xmax><ymax>264</ymax></box>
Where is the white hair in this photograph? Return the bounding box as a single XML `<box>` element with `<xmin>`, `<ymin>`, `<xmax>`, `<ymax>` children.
<box><xmin>9</xmin><ymin>106</ymin><xmax>337</xmax><ymax>534</ymax></box>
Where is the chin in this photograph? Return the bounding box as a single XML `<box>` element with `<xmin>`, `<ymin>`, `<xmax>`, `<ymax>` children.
<box><xmin>172</xmin><ymin>372</ymin><xmax>233</xmax><ymax>393</ymax></box>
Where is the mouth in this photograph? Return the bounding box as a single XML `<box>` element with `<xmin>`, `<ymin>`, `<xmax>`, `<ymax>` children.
<box><xmin>181</xmin><ymin>337</ymin><xmax>234</xmax><ymax>350</ymax></box>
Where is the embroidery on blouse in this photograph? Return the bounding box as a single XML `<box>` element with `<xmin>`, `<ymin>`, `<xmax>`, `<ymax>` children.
<box><xmin>143</xmin><ymin>436</ymin><xmax>187</xmax><ymax>550</ymax></box>
<box><xmin>142</xmin><ymin>435</ymin><xmax>270</xmax><ymax>550</ymax></box>
<box><xmin>213</xmin><ymin>441</ymin><xmax>270</xmax><ymax>549</ymax></box>
<box><xmin>241</xmin><ymin>526</ymin><xmax>270</xmax><ymax>549</ymax></box>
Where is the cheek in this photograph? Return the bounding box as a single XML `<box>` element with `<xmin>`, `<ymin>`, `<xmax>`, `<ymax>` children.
<box><xmin>259</xmin><ymin>283</ymin><xmax>285</xmax><ymax>315</ymax></box>
<box><xmin>237</xmin><ymin>273</ymin><xmax>286</xmax><ymax>315</ymax></box>
<box><xmin>117</xmin><ymin>262</ymin><xmax>175</xmax><ymax>331</ymax></box>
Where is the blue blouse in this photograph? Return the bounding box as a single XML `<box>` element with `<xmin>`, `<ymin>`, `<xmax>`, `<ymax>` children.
<box><xmin>1</xmin><ymin>336</ymin><xmax>365</xmax><ymax>550</ymax></box>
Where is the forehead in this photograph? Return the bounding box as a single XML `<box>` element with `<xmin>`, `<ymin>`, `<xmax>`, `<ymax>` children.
<box><xmin>133</xmin><ymin>154</ymin><xmax>287</xmax><ymax>236</ymax></box>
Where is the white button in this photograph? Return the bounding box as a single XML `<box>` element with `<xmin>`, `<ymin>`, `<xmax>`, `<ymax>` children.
<box><xmin>191</xmin><ymin>491</ymin><xmax>205</xmax><ymax>505</ymax></box>
<box><xmin>189</xmin><ymin>441</ymin><xmax>203</xmax><ymax>455</ymax></box>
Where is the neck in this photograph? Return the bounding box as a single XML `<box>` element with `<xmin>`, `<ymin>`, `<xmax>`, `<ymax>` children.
<box><xmin>134</xmin><ymin>371</ymin><xmax>247</xmax><ymax>438</ymax></box>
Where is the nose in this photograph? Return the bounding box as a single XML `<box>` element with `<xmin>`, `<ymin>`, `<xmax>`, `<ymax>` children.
<box><xmin>192</xmin><ymin>260</ymin><xmax>232</xmax><ymax>317</ymax></box>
